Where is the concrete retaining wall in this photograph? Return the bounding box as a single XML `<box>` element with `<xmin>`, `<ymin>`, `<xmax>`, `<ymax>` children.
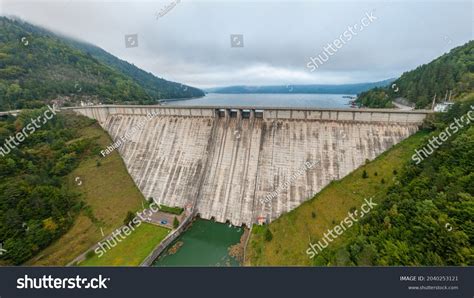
<box><xmin>70</xmin><ymin>105</ymin><xmax>428</xmax><ymax>226</ymax></box>
<box><xmin>140</xmin><ymin>211</ymin><xmax>195</xmax><ymax>266</ymax></box>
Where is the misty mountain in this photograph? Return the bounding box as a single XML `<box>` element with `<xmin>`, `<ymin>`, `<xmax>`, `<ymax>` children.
<box><xmin>205</xmin><ymin>79</ymin><xmax>395</xmax><ymax>95</ymax></box>
<box><xmin>0</xmin><ymin>17</ymin><xmax>204</xmax><ymax>111</ymax></box>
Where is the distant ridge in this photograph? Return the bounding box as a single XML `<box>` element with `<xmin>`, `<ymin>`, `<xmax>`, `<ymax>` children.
<box><xmin>205</xmin><ymin>79</ymin><xmax>394</xmax><ymax>94</ymax></box>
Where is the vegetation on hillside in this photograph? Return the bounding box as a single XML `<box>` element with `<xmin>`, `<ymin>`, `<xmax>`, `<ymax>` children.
<box><xmin>357</xmin><ymin>41</ymin><xmax>474</xmax><ymax>108</ymax></box>
<box><xmin>319</xmin><ymin>98</ymin><xmax>473</xmax><ymax>266</ymax></box>
<box><xmin>26</xmin><ymin>118</ymin><xmax>146</xmax><ymax>266</ymax></box>
<box><xmin>0</xmin><ymin>17</ymin><xmax>204</xmax><ymax>111</ymax></box>
<box><xmin>64</xmin><ymin>37</ymin><xmax>204</xmax><ymax>101</ymax></box>
<box><xmin>0</xmin><ymin>110</ymin><xmax>99</xmax><ymax>264</ymax></box>
<box><xmin>356</xmin><ymin>87</ymin><xmax>393</xmax><ymax>108</ymax></box>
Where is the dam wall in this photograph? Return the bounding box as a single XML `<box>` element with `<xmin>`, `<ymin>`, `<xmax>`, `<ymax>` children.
<box><xmin>71</xmin><ymin>105</ymin><xmax>429</xmax><ymax>226</ymax></box>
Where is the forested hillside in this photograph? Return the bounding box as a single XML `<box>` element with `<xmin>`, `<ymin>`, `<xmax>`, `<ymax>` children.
<box><xmin>316</xmin><ymin>97</ymin><xmax>474</xmax><ymax>265</ymax></box>
<box><xmin>357</xmin><ymin>41</ymin><xmax>474</xmax><ymax>108</ymax></box>
<box><xmin>0</xmin><ymin>17</ymin><xmax>204</xmax><ymax>111</ymax></box>
<box><xmin>59</xmin><ymin>29</ymin><xmax>204</xmax><ymax>101</ymax></box>
<box><xmin>0</xmin><ymin>110</ymin><xmax>101</xmax><ymax>265</ymax></box>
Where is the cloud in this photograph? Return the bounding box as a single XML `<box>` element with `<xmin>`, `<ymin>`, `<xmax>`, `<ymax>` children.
<box><xmin>2</xmin><ymin>0</ymin><xmax>472</xmax><ymax>88</ymax></box>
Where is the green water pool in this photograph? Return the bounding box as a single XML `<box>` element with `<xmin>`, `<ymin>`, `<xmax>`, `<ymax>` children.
<box><xmin>153</xmin><ymin>219</ymin><xmax>244</xmax><ymax>267</ymax></box>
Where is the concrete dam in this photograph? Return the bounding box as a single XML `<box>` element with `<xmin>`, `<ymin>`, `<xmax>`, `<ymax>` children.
<box><xmin>71</xmin><ymin>105</ymin><xmax>430</xmax><ymax>226</ymax></box>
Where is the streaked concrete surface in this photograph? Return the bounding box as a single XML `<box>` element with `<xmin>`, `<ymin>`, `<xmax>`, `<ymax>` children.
<box><xmin>72</xmin><ymin>105</ymin><xmax>425</xmax><ymax>226</ymax></box>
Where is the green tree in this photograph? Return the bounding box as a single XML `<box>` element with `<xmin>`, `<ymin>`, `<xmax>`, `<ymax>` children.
<box><xmin>124</xmin><ymin>211</ymin><xmax>135</xmax><ymax>225</ymax></box>
<box><xmin>362</xmin><ymin>170</ymin><xmax>368</xmax><ymax>179</ymax></box>
<box><xmin>265</xmin><ymin>228</ymin><xmax>273</xmax><ymax>242</ymax></box>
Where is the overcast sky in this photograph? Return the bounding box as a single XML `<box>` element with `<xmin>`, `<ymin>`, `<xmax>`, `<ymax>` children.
<box><xmin>1</xmin><ymin>0</ymin><xmax>472</xmax><ymax>88</ymax></box>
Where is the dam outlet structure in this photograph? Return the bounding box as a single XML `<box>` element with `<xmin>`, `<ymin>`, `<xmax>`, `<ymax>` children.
<box><xmin>70</xmin><ymin>105</ymin><xmax>430</xmax><ymax>226</ymax></box>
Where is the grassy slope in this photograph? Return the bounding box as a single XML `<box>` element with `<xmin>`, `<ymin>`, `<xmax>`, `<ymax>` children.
<box><xmin>79</xmin><ymin>223</ymin><xmax>170</xmax><ymax>266</ymax></box>
<box><xmin>246</xmin><ymin>131</ymin><xmax>428</xmax><ymax>266</ymax></box>
<box><xmin>26</xmin><ymin>118</ymin><xmax>145</xmax><ymax>266</ymax></box>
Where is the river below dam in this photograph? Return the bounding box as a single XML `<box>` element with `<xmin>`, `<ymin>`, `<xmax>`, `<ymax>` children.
<box><xmin>153</xmin><ymin>219</ymin><xmax>245</xmax><ymax>267</ymax></box>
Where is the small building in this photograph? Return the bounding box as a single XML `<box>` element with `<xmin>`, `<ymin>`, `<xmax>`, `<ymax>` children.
<box><xmin>257</xmin><ymin>216</ymin><xmax>267</xmax><ymax>225</ymax></box>
<box><xmin>434</xmin><ymin>102</ymin><xmax>454</xmax><ymax>112</ymax></box>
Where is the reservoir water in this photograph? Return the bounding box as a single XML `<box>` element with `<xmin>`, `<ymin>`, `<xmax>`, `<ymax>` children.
<box><xmin>165</xmin><ymin>93</ymin><xmax>354</xmax><ymax>109</ymax></box>
<box><xmin>153</xmin><ymin>219</ymin><xmax>244</xmax><ymax>267</ymax></box>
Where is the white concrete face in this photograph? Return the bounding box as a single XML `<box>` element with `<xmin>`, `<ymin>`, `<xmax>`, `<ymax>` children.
<box><xmin>72</xmin><ymin>106</ymin><xmax>424</xmax><ymax>226</ymax></box>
